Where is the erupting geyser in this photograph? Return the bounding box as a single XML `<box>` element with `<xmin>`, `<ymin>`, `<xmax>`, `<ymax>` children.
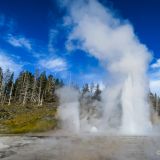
<box><xmin>57</xmin><ymin>0</ymin><xmax>152</xmax><ymax>134</ymax></box>
<box><xmin>121</xmin><ymin>75</ymin><xmax>151</xmax><ymax>134</ymax></box>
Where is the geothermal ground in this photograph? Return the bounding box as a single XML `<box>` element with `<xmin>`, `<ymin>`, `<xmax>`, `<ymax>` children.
<box><xmin>1</xmin><ymin>133</ymin><xmax>160</xmax><ymax>160</ymax></box>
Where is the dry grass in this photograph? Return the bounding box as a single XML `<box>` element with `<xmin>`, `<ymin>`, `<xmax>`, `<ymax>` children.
<box><xmin>0</xmin><ymin>105</ymin><xmax>58</xmax><ymax>134</ymax></box>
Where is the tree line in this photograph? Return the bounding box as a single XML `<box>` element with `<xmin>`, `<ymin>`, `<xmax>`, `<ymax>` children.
<box><xmin>150</xmin><ymin>93</ymin><xmax>160</xmax><ymax>116</ymax></box>
<box><xmin>0</xmin><ymin>66</ymin><xmax>160</xmax><ymax>117</ymax></box>
<box><xmin>0</xmin><ymin>67</ymin><xmax>102</xmax><ymax>107</ymax></box>
<box><xmin>0</xmin><ymin>67</ymin><xmax>64</xmax><ymax>106</ymax></box>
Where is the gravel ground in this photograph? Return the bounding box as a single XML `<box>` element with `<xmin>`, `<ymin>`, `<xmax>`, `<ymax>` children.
<box><xmin>0</xmin><ymin>133</ymin><xmax>160</xmax><ymax>160</ymax></box>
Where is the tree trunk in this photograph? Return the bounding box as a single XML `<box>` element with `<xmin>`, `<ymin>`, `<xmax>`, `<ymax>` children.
<box><xmin>8</xmin><ymin>82</ymin><xmax>14</xmax><ymax>105</ymax></box>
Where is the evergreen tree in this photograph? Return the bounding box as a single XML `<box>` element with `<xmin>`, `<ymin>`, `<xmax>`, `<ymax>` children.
<box><xmin>82</xmin><ymin>83</ymin><xmax>90</xmax><ymax>96</ymax></box>
<box><xmin>45</xmin><ymin>75</ymin><xmax>55</xmax><ymax>103</ymax></box>
<box><xmin>22</xmin><ymin>71</ymin><xmax>33</xmax><ymax>105</ymax></box>
<box><xmin>31</xmin><ymin>69</ymin><xmax>39</xmax><ymax>104</ymax></box>
<box><xmin>37</xmin><ymin>71</ymin><xmax>47</xmax><ymax>106</ymax></box>
<box><xmin>93</xmin><ymin>84</ymin><xmax>101</xmax><ymax>101</ymax></box>
<box><xmin>14</xmin><ymin>71</ymin><xmax>26</xmax><ymax>104</ymax></box>
<box><xmin>0</xmin><ymin>67</ymin><xmax>3</xmax><ymax>101</ymax></box>
<box><xmin>1</xmin><ymin>69</ymin><xmax>12</xmax><ymax>105</ymax></box>
<box><xmin>90</xmin><ymin>82</ymin><xmax>94</xmax><ymax>94</ymax></box>
<box><xmin>157</xmin><ymin>97</ymin><xmax>160</xmax><ymax>116</ymax></box>
<box><xmin>7</xmin><ymin>73</ymin><xmax>14</xmax><ymax>105</ymax></box>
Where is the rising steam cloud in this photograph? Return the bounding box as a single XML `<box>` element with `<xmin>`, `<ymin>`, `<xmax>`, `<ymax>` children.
<box><xmin>58</xmin><ymin>0</ymin><xmax>152</xmax><ymax>134</ymax></box>
<box><xmin>56</xmin><ymin>87</ymin><xmax>80</xmax><ymax>133</ymax></box>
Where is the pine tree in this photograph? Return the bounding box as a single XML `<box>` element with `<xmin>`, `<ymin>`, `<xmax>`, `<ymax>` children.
<box><xmin>90</xmin><ymin>82</ymin><xmax>94</xmax><ymax>94</ymax></box>
<box><xmin>0</xmin><ymin>67</ymin><xmax>3</xmax><ymax>102</ymax></box>
<box><xmin>31</xmin><ymin>69</ymin><xmax>39</xmax><ymax>104</ymax></box>
<box><xmin>151</xmin><ymin>93</ymin><xmax>158</xmax><ymax>111</ymax></box>
<box><xmin>37</xmin><ymin>71</ymin><xmax>47</xmax><ymax>106</ymax></box>
<box><xmin>14</xmin><ymin>71</ymin><xmax>26</xmax><ymax>104</ymax></box>
<box><xmin>8</xmin><ymin>73</ymin><xmax>14</xmax><ymax>105</ymax></box>
<box><xmin>157</xmin><ymin>97</ymin><xmax>160</xmax><ymax>116</ymax></box>
<box><xmin>22</xmin><ymin>71</ymin><xmax>33</xmax><ymax>106</ymax></box>
<box><xmin>82</xmin><ymin>83</ymin><xmax>90</xmax><ymax>96</ymax></box>
<box><xmin>1</xmin><ymin>69</ymin><xmax>12</xmax><ymax>105</ymax></box>
<box><xmin>45</xmin><ymin>75</ymin><xmax>55</xmax><ymax>103</ymax></box>
<box><xmin>93</xmin><ymin>84</ymin><xmax>101</xmax><ymax>101</ymax></box>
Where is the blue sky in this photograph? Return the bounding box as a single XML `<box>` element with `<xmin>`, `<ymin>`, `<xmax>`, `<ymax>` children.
<box><xmin>0</xmin><ymin>0</ymin><xmax>160</xmax><ymax>92</ymax></box>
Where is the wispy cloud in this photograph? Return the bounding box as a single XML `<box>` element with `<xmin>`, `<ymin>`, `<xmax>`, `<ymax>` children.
<box><xmin>48</xmin><ymin>28</ymin><xmax>58</xmax><ymax>53</ymax></box>
<box><xmin>150</xmin><ymin>79</ymin><xmax>160</xmax><ymax>95</ymax></box>
<box><xmin>0</xmin><ymin>14</ymin><xmax>18</xmax><ymax>38</ymax></box>
<box><xmin>6</xmin><ymin>34</ymin><xmax>32</xmax><ymax>51</ymax></box>
<box><xmin>149</xmin><ymin>59</ymin><xmax>160</xmax><ymax>95</ymax></box>
<box><xmin>0</xmin><ymin>14</ymin><xmax>32</xmax><ymax>51</ymax></box>
<box><xmin>37</xmin><ymin>27</ymin><xmax>69</xmax><ymax>73</ymax></box>
<box><xmin>81</xmin><ymin>72</ymin><xmax>105</xmax><ymax>84</ymax></box>
<box><xmin>0</xmin><ymin>50</ymin><xmax>22</xmax><ymax>74</ymax></box>
<box><xmin>39</xmin><ymin>57</ymin><xmax>67</xmax><ymax>72</ymax></box>
<box><xmin>151</xmin><ymin>59</ymin><xmax>160</xmax><ymax>69</ymax></box>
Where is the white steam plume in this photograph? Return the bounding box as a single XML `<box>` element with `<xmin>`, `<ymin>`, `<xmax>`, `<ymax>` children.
<box><xmin>56</xmin><ymin>87</ymin><xmax>80</xmax><ymax>133</ymax></box>
<box><xmin>62</xmin><ymin>0</ymin><xmax>152</xmax><ymax>134</ymax></box>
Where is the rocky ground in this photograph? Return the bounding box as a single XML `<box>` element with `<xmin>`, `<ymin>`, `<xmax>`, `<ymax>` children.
<box><xmin>0</xmin><ymin>133</ymin><xmax>160</xmax><ymax>160</ymax></box>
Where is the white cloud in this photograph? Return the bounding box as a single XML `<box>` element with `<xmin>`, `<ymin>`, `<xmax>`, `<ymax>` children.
<box><xmin>149</xmin><ymin>63</ymin><xmax>160</xmax><ymax>95</ymax></box>
<box><xmin>149</xmin><ymin>62</ymin><xmax>160</xmax><ymax>96</ymax></box>
<box><xmin>150</xmin><ymin>79</ymin><xmax>160</xmax><ymax>95</ymax></box>
<box><xmin>149</xmin><ymin>70</ymin><xmax>160</xmax><ymax>80</ymax></box>
<box><xmin>48</xmin><ymin>29</ymin><xmax>58</xmax><ymax>53</ymax></box>
<box><xmin>6</xmin><ymin>34</ymin><xmax>32</xmax><ymax>51</ymax></box>
<box><xmin>39</xmin><ymin>58</ymin><xmax>67</xmax><ymax>72</ymax></box>
<box><xmin>151</xmin><ymin>59</ymin><xmax>160</xmax><ymax>68</ymax></box>
<box><xmin>0</xmin><ymin>15</ymin><xmax>32</xmax><ymax>51</ymax></box>
<box><xmin>80</xmin><ymin>73</ymin><xmax>103</xmax><ymax>83</ymax></box>
<box><xmin>0</xmin><ymin>50</ymin><xmax>22</xmax><ymax>74</ymax></box>
<box><xmin>74</xmin><ymin>72</ymin><xmax>105</xmax><ymax>89</ymax></box>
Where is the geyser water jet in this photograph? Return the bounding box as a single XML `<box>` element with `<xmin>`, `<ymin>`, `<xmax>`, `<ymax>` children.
<box><xmin>121</xmin><ymin>75</ymin><xmax>151</xmax><ymax>134</ymax></box>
